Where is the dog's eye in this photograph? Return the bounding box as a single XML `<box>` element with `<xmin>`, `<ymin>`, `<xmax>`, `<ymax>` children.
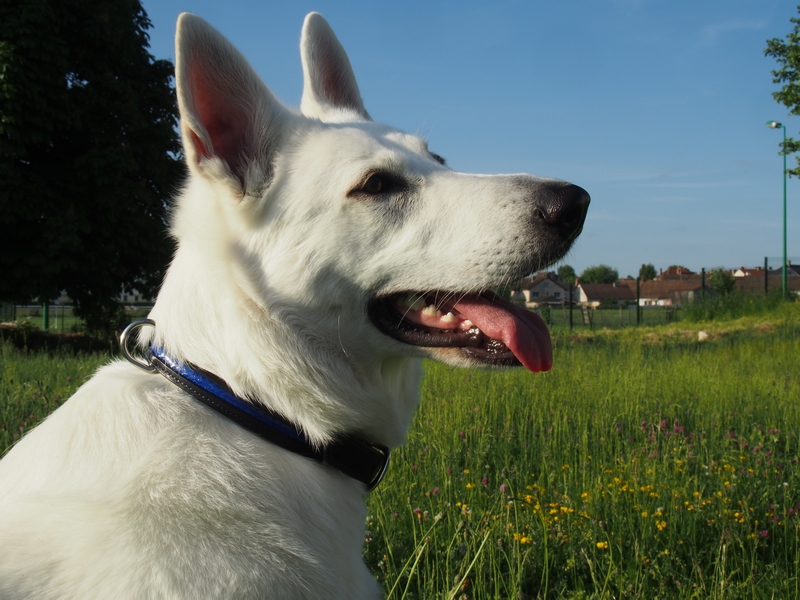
<box><xmin>351</xmin><ymin>172</ymin><xmax>404</xmax><ymax>197</ymax></box>
<box><xmin>363</xmin><ymin>174</ymin><xmax>386</xmax><ymax>194</ymax></box>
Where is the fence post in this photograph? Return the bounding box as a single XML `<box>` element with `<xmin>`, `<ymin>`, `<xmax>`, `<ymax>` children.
<box><xmin>701</xmin><ymin>268</ymin><xmax>705</xmax><ymax>301</ymax></box>
<box><xmin>636</xmin><ymin>278</ymin><xmax>641</xmax><ymax>325</ymax></box>
<box><xmin>764</xmin><ymin>256</ymin><xmax>768</xmax><ymax>296</ymax></box>
<box><xmin>42</xmin><ymin>302</ymin><xmax>49</xmax><ymax>331</ymax></box>
<box><xmin>569</xmin><ymin>283</ymin><xmax>573</xmax><ymax>330</ymax></box>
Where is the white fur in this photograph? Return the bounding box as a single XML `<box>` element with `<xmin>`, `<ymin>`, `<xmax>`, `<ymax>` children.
<box><xmin>0</xmin><ymin>13</ymin><xmax>580</xmax><ymax>598</ymax></box>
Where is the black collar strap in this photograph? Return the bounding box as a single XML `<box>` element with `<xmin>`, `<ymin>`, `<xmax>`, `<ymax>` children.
<box><xmin>148</xmin><ymin>346</ymin><xmax>390</xmax><ymax>491</ymax></box>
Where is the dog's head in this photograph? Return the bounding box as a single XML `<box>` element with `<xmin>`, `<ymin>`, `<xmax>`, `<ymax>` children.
<box><xmin>159</xmin><ymin>13</ymin><xmax>588</xmax><ymax>443</ymax></box>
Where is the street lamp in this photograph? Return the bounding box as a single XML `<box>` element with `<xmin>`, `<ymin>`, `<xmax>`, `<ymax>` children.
<box><xmin>767</xmin><ymin>120</ymin><xmax>788</xmax><ymax>299</ymax></box>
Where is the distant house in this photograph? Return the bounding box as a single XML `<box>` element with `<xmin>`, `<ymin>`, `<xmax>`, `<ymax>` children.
<box><xmin>735</xmin><ymin>273</ymin><xmax>800</xmax><ymax>295</ymax></box>
<box><xmin>763</xmin><ymin>262</ymin><xmax>800</xmax><ymax>277</ymax></box>
<box><xmin>512</xmin><ymin>272</ymin><xmax>569</xmax><ymax>307</ymax></box>
<box><xmin>733</xmin><ymin>267</ymin><xmax>764</xmax><ymax>278</ymax></box>
<box><xmin>656</xmin><ymin>267</ymin><xmax>695</xmax><ymax>280</ymax></box>
<box><xmin>726</xmin><ymin>264</ymin><xmax>800</xmax><ymax>294</ymax></box>
<box><xmin>609</xmin><ymin>278</ymin><xmax>708</xmax><ymax>307</ymax></box>
<box><xmin>118</xmin><ymin>290</ymin><xmax>155</xmax><ymax>304</ymax></box>
<box><xmin>574</xmin><ymin>283</ymin><xmax>635</xmax><ymax>307</ymax></box>
<box><xmin>638</xmin><ymin>279</ymin><xmax>706</xmax><ymax>306</ymax></box>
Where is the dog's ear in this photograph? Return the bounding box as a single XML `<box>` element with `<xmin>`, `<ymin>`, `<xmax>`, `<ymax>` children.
<box><xmin>175</xmin><ymin>13</ymin><xmax>286</xmax><ymax>196</ymax></box>
<box><xmin>300</xmin><ymin>13</ymin><xmax>370</xmax><ymax>120</ymax></box>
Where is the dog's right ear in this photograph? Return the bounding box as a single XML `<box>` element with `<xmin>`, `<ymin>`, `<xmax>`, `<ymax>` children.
<box><xmin>175</xmin><ymin>13</ymin><xmax>286</xmax><ymax>197</ymax></box>
<box><xmin>300</xmin><ymin>13</ymin><xmax>370</xmax><ymax>121</ymax></box>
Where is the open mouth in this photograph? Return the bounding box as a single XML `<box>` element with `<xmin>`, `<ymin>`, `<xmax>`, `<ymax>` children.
<box><xmin>368</xmin><ymin>290</ymin><xmax>552</xmax><ymax>373</ymax></box>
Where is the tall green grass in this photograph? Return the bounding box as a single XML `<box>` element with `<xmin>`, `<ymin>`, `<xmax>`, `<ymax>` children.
<box><xmin>0</xmin><ymin>342</ymin><xmax>109</xmax><ymax>452</ymax></box>
<box><xmin>365</xmin><ymin>324</ymin><xmax>800</xmax><ymax>598</ymax></box>
<box><xmin>2</xmin><ymin>308</ymin><xmax>800</xmax><ymax>598</ymax></box>
<box><xmin>681</xmin><ymin>290</ymin><xmax>792</xmax><ymax>323</ymax></box>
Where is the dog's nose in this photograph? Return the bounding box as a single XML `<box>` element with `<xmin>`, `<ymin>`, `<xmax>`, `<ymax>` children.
<box><xmin>533</xmin><ymin>182</ymin><xmax>590</xmax><ymax>242</ymax></box>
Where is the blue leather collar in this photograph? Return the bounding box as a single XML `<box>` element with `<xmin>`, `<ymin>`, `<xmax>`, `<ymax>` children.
<box><xmin>119</xmin><ymin>320</ymin><xmax>390</xmax><ymax>491</ymax></box>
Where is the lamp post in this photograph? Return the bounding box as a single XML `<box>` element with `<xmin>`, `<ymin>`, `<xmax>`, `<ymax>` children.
<box><xmin>767</xmin><ymin>120</ymin><xmax>788</xmax><ymax>299</ymax></box>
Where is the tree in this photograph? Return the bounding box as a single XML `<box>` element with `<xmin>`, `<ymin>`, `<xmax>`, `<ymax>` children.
<box><xmin>639</xmin><ymin>263</ymin><xmax>657</xmax><ymax>281</ymax></box>
<box><xmin>600</xmin><ymin>297</ymin><xmax>618</xmax><ymax>309</ymax></box>
<box><xmin>579</xmin><ymin>264</ymin><xmax>618</xmax><ymax>284</ymax></box>
<box><xmin>557</xmin><ymin>264</ymin><xmax>576</xmax><ymax>282</ymax></box>
<box><xmin>709</xmin><ymin>268</ymin><xmax>736</xmax><ymax>296</ymax></box>
<box><xmin>0</xmin><ymin>0</ymin><xmax>182</xmax><ymax>333</ymax></box>
<box><xmin>766</xmin><ymin>8</ymin><xmax>800</xmax><ymax>176</ymax></box>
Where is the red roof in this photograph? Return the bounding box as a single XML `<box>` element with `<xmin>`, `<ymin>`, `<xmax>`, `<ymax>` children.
<box><xmin>578</xmin><ymin>283</ymin><xmax>635</xmax><ymax>301</ymax></box>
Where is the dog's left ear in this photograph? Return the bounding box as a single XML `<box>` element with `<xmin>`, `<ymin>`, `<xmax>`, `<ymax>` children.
<box><xmin>300</xmin><ymin>13</ymin><xmax>370</xmax><ymax>120</ymax></box>
<box><xmin>175</xmin><ymin>13</ymin><xmax>289</xmax><ymax>197</ymax></box>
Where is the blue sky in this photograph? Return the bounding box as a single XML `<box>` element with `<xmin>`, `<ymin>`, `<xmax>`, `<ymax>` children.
<box><xmin>141</xmin><ymin>0</ymin><xmax>800</xmax><ymax>278</ymax></box>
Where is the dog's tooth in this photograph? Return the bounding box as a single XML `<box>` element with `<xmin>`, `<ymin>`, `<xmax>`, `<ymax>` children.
<box><xmin>442</xmin><ymin>311</ymin><xmax>458</xmax><ymax>323</ymax></box>
<box><xmin>422</xmin><ymin>305</ymin><xmax>441</xmax><ymax>318</ymax></box>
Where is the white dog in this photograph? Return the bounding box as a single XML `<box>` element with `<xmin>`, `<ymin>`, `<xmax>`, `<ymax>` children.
<box><xmin>0</xmin><ymin>13</ymin><xmax>588</xmax><ymax>599</ymax></box>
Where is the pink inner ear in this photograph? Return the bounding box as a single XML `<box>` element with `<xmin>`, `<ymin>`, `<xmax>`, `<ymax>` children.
<box><xmin>314</xmin><ymin>39</ymin><xmax>359</xmax><ymax>113</ymax></box>
<box><xmin>189</xmin><ymin>63</ymin><xmax>251</xmax><ymax>182</ymax></box>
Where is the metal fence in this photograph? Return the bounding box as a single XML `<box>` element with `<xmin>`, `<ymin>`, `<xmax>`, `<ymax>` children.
<box><xmin>538</xmin><ymin>304</ymin><xmax>680</xmax><ymax>331</ymax></box>
<box><xmin>4</xmin><ymin>304</ymin><xmax>81</xmax><ymax>332</ymax></box>
<box><xmin>2</xmin><ymin>304</ymin><xmax>153</xmax><ymax>333</ymax></box>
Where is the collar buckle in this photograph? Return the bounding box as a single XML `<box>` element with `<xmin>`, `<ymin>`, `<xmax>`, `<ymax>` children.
<box><xmin>322</xmin><ymin>437</ymin><xmax>391</xmax><ymax>492</ymax></box>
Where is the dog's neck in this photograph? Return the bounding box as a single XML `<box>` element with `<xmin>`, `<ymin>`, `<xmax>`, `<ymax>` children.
<box><xmin>148</xmin><ymin>236</ymin><xmax>422</xmax><ymax>449</ymax></box>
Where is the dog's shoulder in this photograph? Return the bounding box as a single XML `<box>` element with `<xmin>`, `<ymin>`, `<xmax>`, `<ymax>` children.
<box><xmin>0</xmin><ymin>362</ymin><xmax>176</xmax><ymax>497</ymax></box>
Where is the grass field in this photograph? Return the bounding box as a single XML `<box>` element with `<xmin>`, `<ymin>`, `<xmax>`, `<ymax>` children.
<box><xmin>2</xmin><ymin>303</ymin><xmax>799</xmax><ymax>598</ymax></box>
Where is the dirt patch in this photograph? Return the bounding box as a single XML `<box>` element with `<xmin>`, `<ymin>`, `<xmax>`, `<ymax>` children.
<box><xmin>757</xmin><ymin>322</ymin><xmax>776</xmax><ymax>334</ymax></box>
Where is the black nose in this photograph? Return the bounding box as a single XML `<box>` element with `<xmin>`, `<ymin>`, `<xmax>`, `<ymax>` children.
<box><xmin>532</xmin><ymin>182</ymin><xmax>590</xmax><ymax>242</ymax></box>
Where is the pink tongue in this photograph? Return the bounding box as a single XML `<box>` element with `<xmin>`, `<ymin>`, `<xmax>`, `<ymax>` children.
<box><xmin>453</xmin><ymin>294</ymin><xmax>553</xmax><ymax>373</ymax></box>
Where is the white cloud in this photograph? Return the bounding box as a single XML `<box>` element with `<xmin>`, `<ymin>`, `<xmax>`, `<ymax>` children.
<box><xmin>701</xmin><ymin>19</ymin><xmax>767</xmax><ymax>45</ymax></box>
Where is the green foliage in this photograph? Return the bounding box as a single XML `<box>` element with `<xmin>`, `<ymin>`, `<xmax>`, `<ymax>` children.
<box><xmin>639</xmin><ymin>263</ymin><xmax>657</xmax><ymax>281</ymax></box>
<box><xmin>709</xmin><ymin>268</ymin><xmax>736</xmax><ymax>296</ymax></box>
<box><xmin>599</xmin><ymin>296</ymin><xmax>618</xmax><ymax>309</ymax></box>
<box><xmin>765</xmin><ymin>6</ymin><xmax>800</xmax><ymax>177</ymax></box>
<box><xmin>682</xmin><ymin>289</ymin><xmax>792</xmax><ymax>322</ymax></box>
<box><xmin>539</xmin><ymin>304</ymin><xmax>551</xmax><ymax>325</ymax></box>
<box><xmin>579</xmin><ymin>264</ymin><xmax>618</xmax><ymax>284</ymax></box>
<box><xmin>557</xmin><ymin>264</ymin><xmax>576</xmax><ymax>282</ymax></box>
<box><xmin>0</xmin><ymin>0</ymin><xmax>182</xmax><ymax>332</ymax></box>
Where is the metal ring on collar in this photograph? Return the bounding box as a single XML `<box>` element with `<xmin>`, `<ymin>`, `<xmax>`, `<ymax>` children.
<box><xmin>120</xmin><ymin>319</ymin><xmax>157</xmax><ymax>372</ymax></box>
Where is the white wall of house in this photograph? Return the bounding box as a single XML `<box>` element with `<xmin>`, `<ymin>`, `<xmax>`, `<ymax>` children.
<box><xmin>526</xmin><ymin>279</ymin><xmax>567</xmax><ymax>302</ymax></box>
<box><xmin>523</xmin><ymin>279</ymin><xmax>568</xmax><ymax>304</ymax></box>
<box><xmin>639</xmin><ymin>297</ymin><xmax>672</xmax><ymax>306</ymax></box>
<box><xmin>118</xmin><ymin>290</ymin><xmax>154</xmax><ymax>304</ymax></box>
